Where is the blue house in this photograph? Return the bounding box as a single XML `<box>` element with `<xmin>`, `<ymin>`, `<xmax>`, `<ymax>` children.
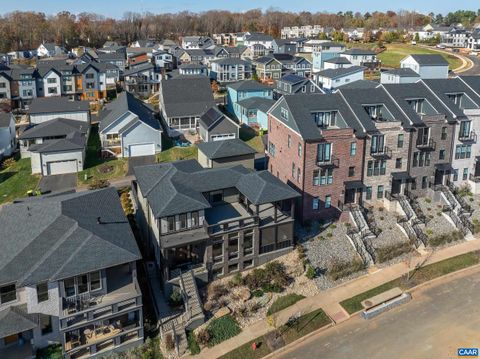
<box><xmin>226</xmin><ymin>80</ymin><xmax>273</xmax><ymax>123</ymax></box>
<box><xmin>236</xmin><ymin>97</ymin><xmax>275</xmax><ymax>129</ymax></box>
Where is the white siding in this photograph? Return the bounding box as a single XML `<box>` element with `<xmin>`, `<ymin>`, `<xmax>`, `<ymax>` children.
<box><xmin>30</xmin><ymin>111</ymin><xmax>90</xmax><ymax>125</ymax></box>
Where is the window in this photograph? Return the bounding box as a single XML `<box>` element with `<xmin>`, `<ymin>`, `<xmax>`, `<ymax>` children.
<box><xmin>48</xmin><ymin>87</ymin><xmax>57</xmax><ymax>94</ymax></box>
<box><xmin>281</xmin><ymin>107</ymin><xmax>288</xmax><ymax>120</ymax></box>
<box><xmin>453</xmin><ymin>169</ymin><xmax>459</xmax><ymax>181</ymax></box>
<box><xmin>455</xmin><ymin>144</ymin><xmax>472</xmax><ymax>159</ymax></box>
<box><xmin>422</xmin><ymin>176</ymin><xmax>428</xmax><ymax>189</ymax></box>
<box><xmin>411</xmin><ymin>179</ymin><xmax>417</xmax><ymax>190</ymax></box>
<box><xmin>297</xmin><ymin>168</ymin><xmax>301</xmax><ymax>182</ymax></box>
<box><xmin>47</xmin><ymin>78</ymin><xmax>57</xmax><ymax>84</ymax></box>
<box><xmin>37</xmin><ymin>283</ymin><xmax>49</xmax><ymax>303</ymax></box>
<box><xmin>268</xmin><ymin>142</ymin><xmax>276</xmax><ymax>157</ymax></box>
<box><xmin>167</xmin><ymin>216</ymin><xmax>175</xmax><ymax>232</ymax></box>
<box><xmin>228</xmin><ymin>263</ymin><xmax>239</xmax><ymax>273</ymax></box>
<box><xmin>312</xmin><ymin>111</ymin><xmax>336</xmax><ymax>128</ymax></box>
<box><xmin>0</xmin><ymin>284</ymin><xmax>16</xmax><ymax>304</ymax></box>
<box><xmin>377</xmin><ymin>185</ymin><xmax>384</xmax><ymax>199</ymax></box>
<box><xmin>325</xmin><ymin>195</ymin><xmax>332</xmax><ymax>208</ymax></box>
<box><xmin>317</xmin><ymin>143</ymin><xmax>331</xmax><ymax>162</ymax></box>
<box><xmin>350</xmin><ymin>142</ymin><xmax>357</xmax><ymax>156</ymax></box>
<box><xmin>85</xmin><ymin>73</ymin><xmax>95</xmax><ymax>79</ymax></box>
<box><xmin>191</xmin><ymin>212</ymin><xmax>199</xmax><ymax>227</ymax></box>
<box><xmin>244</xmin><ymin>230</ymin><xmax>254</xmax><ymax>256</ymax></box>
<box><xmin>228</xmin><ymin>233</ymin><xmax>239</xmax><ymax>260</ymax></box>
<box><xmin>291</xmin><ymin>163</ymin><xmax>295</xmax><ymax>178</ymax></box>
<box><xmin>312</xmin><ymin>197</ymin><xmax>319</xmax><ymax>210</ymax></box>
<box><xmin>64</xmin><ymin>278</ymin><xmax>75</xmax><ymax>297</ymax></box>
<box><xmin>397</xmin><ymin>134</ymin><xmax>404</xmax><ymax>148</ymax></box>
<box><xmin>179</xmin><ymin>214</ymin><xmax>187</xmax><ymax>229</ymax></box>
<box><xmin>463</xmin><ymin>168</ymin><xmax>469</xmax><ymax>181</ymax></box>
<box><xmin>90</xmin><ymin>271</ymin><xmax>101</xmax><ymax>291</ymax></box>
<box><xmin>40</xmin><ymin>315</ymin><xmax>53</xmax><ymax>335</ymax></box>
<box><xmin>313</xmin><ymin>168</ymin><xmax>333</xmax><ymax>185</ymax></box>
<box><xmin>298</xmin><ymin>143</ymin><xmax>302</xmax><ymax>157</ymax></box>
<box><xmin>439</xmin><ymin>150</ymin><xmax>446</xmax><ymax>160</ymax></box>
<box><xmin>348</xmin><ymin>166</ymin><xmax>355</xmax><ymax>177</ymax></box>
<box><xmin>213</xmin><ymin>241</ymin><xmax>223</xmax><ymax>263</ymax></box>
<box><xmin>212</xmin><ymin>267</ymin><xmax>223</xmax><ymax>278</ymax></box>
<box><xmin>244</xmin><ymin>259</ymin><xmax>254</xmax><ymax>268</ymax></box>
<box><xmin>367</xmin><ymin>160</ymin><xmax>386</xmax><ymax>176</ymax></box>
<box><xmin>77</xmin><ymin>275</ymin><xmax>88</xmax><ymax>294</ymax></box>
<box><xmin>371</xmin><ymin>135</ymin><xmax>385</xmax><ymax>154</ymax></box>
<box><xmin>287</xmin><ymin>135</ymin><xmax>291</xmax><ymax>148</ymax></box>
<box><xmin>366</xmin><ymin>186</ymin><xmax>372</xmax><ymax>200</ymax></box>
<box><xmin>395</xmin><ymin>158</ymin><xmax>402</xmax><ymax>169</ymax></box>
<box><xmin>459</xmin><ymin>121</ymin><xmax>472</xmax><ymax>138</ymax></box>
<box><xmin>417</xmin><ymin>127</ymin><xmax>430</xmax><ymax>146</ymax></box>
<box><xmin>441</xmin><ymin>127</ymin><xmax>447</xmax><ymax>140</ymax></box>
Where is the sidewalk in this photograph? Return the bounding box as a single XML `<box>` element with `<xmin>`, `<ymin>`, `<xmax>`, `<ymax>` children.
<box><xmin>186</xmin><ymin>239</ymin><xmax>480</xmax><ymax>359</ymax></box>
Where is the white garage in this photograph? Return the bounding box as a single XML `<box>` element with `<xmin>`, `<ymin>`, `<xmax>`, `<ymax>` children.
<box><xmin>211</xmin><ymin>133</ymin><xmax>236</xmax><ymax>142</ymax></box>
<box><xmin>129</xmin><ymin>143</ymin><xmax>155</xmax><ymax>157</ymax></box>
<box><xmin>47</xmin><ymin>160</ymin><xmax>78</xmax><ymax>175</ymax></box>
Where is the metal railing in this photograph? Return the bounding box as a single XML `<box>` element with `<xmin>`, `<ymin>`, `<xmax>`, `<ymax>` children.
<box><xmin>458</xmin><ymin>130</ymin><xmax>477</xmax><ymax>142</ymax></box>
<box><xmin>416</xmin><ymin>138</ymin><xmax>436</xmax><ymax>150</ymax></box>
<box><xmin>370</xmin><ymin>146</ymin><xmax>392</xmax><ymax>158</ymax></box>
<box><xmin>316</xmin><ymin>155</ymin><xmax>340</xmax><ymax>167</ymax></box>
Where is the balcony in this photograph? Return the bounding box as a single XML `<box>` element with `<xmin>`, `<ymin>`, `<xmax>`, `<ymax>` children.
<box><xmin>370</xmin><ymin>146</ymin><xmax>392</xmax><ymax>159</ymax></box>
<box><xmin>103</xmin><ymin>138</ymin><xmax>121</xmax><ymax>147</ymax></box>
<box><xmin>416</xmin><ymin>138</ymin><xmax>436</xmax><ymax>150</ymax></box>
<box><xmin>458</xmin><ymin>130</ymin><xmax>477</xmax><ymax>142</ymax></box>
<box><xmin>316</xmin><ymin>155</ymin><xmax>340</xmax><ymax>167</ymax></box>
<box><xmin>60</xmin><ymin>266</ymin><xmax>142</xmax><ymax>330</ymax></box>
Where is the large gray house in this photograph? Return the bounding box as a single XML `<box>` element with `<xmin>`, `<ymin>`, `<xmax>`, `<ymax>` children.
<box><xmin>198</xmin><ymin>106</ymin><xmax>240</xmax><ymax>142</ymax></box>
<box><xmin>0</xmin><ymin>188</ymin><xmax>143</xmax><ymax>359</ymax></box>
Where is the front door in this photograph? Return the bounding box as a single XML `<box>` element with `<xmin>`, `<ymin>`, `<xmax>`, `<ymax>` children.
<box><xmin>345</xmin><ymin>189</ymin><xmax>356</xmax><ymax>204</ymax></box>
<box><xmin>434</xmin><ymin>169</ymin><xmax>444</xmax><ymax>186</ymax></box>
<box><xmin>391</xmin><ymin>179</ymin><xmax>402</xmax><ymax>195</ymax></box>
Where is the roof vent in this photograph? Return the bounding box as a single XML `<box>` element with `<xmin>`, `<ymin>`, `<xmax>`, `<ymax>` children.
<box><xmin>97</xmin><ymin>216</ymin><xmax>103</xmax><ymax>224</ymax></box>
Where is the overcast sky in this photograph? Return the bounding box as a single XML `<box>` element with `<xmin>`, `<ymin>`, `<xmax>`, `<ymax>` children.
<box><xmin>2</xmin><ymin>0</ymin><xmax>478</xmax><ymax>18</ymax></box>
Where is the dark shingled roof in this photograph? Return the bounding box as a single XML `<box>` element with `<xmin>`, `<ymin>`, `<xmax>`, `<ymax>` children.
<box><xmin>459</xmin><ymin>75</ymin><xmax>480</xmax><ymax>96</ymax></box>
<box><xmin>405</xmin><ymin>54</ymin><xmax>449</xmax><ymax>66</ymax></box>
<box><xmin>0</xmin><ymin>112</ymin><xmax>12</xmax><ymax>127</ymax></box>
<box><xmin>383</xmin><ymin>68</ymin><xmax>420</xmax><ymax>77</ymax></box>
<box><xmin>271</xmin><ymin>93</ymin><xmax>366</xmax><ymax>140</ymax></box>
<box><xmin>211</xmin><ymin>58</ymin><xmax>250</xmax><ymax>66</ymax></box>
<box><xmin>29</xmin><ymin>97</ymin><xmax>90</xmax><ymax>115</ymax></box>
<box><xmin>343</xmin><ymin>48</ymin><xmax>376</xmax><ymax>55</ymax></box>
<box><xmin>134</xmin><ymin>160</ymin><xmax>299</xmax><ymax>218</ymax></box>
<box><xmin>324</xmin><ymin>56</ymin><xmax>352</xmax><ymax>64</ymax></box>
<box><xmin>99</xmin><ymin>91</ymin><xmax>160</xmax><ymax>131</ymax></box>
<box><xmin>337</xmin><ymin>79</ymin><xmax>380</xmax><ymax>90</ymax></box>
<box><xmin>316</xmin><ymin>66</ymin><xmax>365</xmax><ymax>79</ymax></box>
<box><xmin>160</xmin><ymin>77</ymin><xmax>215</xmax><ymax>118</ymax></box>
<box><xmin>0</xmin><ymin>305</ymin><xmax>38</xmax><ymax>338</ymax></box>
<box><xmin>237</xmin><ymin>97</ymin><xmax>276</xmax><ymax>113</ymax></box>
<box><xmin>19</xmin><ymin>118</ymin><xmax>88</xmax><ymax>140</ymax></box>
<box><xmin>199</xmin><ymin>107</ymin><xmax>238</xmax><ymax>130</ymax></box>
<box><xmin>227</xmin><ymin>80</ymin><xmax>272</xmax><ymax>92</ymax></box>
<box><xmin>0</xmin><ymin>188</ymin><xmax>141</xmax><ymax>287</ymax></box>
<box><xmin>198</xmin><ymin>138</ymin><xmax>256</xmax><ymax>160</ymax></box>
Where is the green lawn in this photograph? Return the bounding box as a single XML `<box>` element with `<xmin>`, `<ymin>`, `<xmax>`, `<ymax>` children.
<box><xmin>0</xmin><ymin>158</ymin><xmax>40</xmax><ymax>204</ymax></box>
<box><xmin>156</xmin><ymin>145</ymin><xmax>198</xmax><ymax>163</ymax></box>
<box><xmin>378</xmin><ymin>43</ymin><xmax>462</xmax><ymax>69</ymax></box>
<box><xmin>340</xmin><ymin>251</ymin><xmax>480</xmax><ymax>314</ymax></box>
<box><xmin>219</xmin><ymin>309</ymin><xmax>331</xmax><ymax>359</ymax></box>
<box><xmin>77</xmin><ymin>125</ymin><xmax>127</xmax><ymax>186</ymax></box>
<box><xmin>267</xmin><ymin>294</ymin><xmax>305</xmax><ymax>316</ymax></box>
<box><xmin>239</xmin><ymin>126</ymin><xmax>265</xmax><ymax>153</ymax></box>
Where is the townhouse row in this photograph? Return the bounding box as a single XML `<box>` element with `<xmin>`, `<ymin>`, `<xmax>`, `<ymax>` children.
<box><xmin>267</xmin><ymin>76</ymin><xmax>480</xmax><ymax>222</ymax></box>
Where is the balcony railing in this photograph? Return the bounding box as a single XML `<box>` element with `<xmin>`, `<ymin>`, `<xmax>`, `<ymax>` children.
<box><xmin>103</xmin><ymin>139</ymin><xmax>121</xmax><ymax>147</ymax></box>
<box><xmin>458</xmin><ymin>130</ymin><xmax>477</xmax><ymax>142</ymax></box>
<box><xmin>316</xmin><ymin>155</ymin><xmax>340</xmax><ymax>167</ymax></box>
<box><xmin>416</xmin><ymin>138</ymin><xmax>436</xmax><ymax>150</ymax></box>
<box><xmin>370</xmin><ymin>146</ymin><xmax>392</xmax><ymax>158</ymax></box>
<box><xmin>204</xmin><ymin>216</ymin><xmax>259</xmax><ymax>235</ymax></box>
<box><xmin>469</xmin><ymin>173</ymin><xmax>480</xmax><ymax>183</ymax></box>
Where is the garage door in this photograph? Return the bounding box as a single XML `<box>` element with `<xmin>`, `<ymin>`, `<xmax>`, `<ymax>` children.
<box><xmin>47</xmin><ymin>160</ymin><xmax>77</xmax><ymax>175</ymax></box>
<box><xmin>211</xmin><ymin>133</ymin><xmax>236</xmax><ymax>142</ymax></box>
<box><xmin>129</xmin><ymin>143</ymin><xmax>155</xmax><ymax>157</ymax></box>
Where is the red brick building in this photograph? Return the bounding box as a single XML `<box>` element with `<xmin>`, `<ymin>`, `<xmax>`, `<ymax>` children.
<box><xmin>268</xmin><ymin>93</ymin><xmax>366</xmax><ymax>222</ymax></box>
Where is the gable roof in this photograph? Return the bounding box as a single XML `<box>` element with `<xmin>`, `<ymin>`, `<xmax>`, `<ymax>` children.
<box><xmin>337</xmin><ymin>79</ymin><xmax>380</xmax><ymax>90</ymax></box>
<box><xmin>160</xmin><ymin>77</ymin><xmax>215</xmax><ymax>118</ymax></box>
<box><xmin>383</xmin><ymin>68</ymin><xmax>420</xmax><ymax>77</ymax></box>
<box><xmin>19</xmin><ymin>118</ymin><xmax>88</xmax><ymax>140</ymax></box>
<box><xmin>343</xmin><ymin>48</ymin><xmax>376</xmax><ymax>55</ymax></box>
<box><xmin>404</xmin><ymin>54</ymin><xmax>449</xmax><ymax>66</ymax></box>
<box><xmin>134</xmin><ymin>160</ymin><xmax>299</xmax><ymax>218</ymax></box>
<box><xmin>198</xmin><ymin>138</ymin><xmax>256</xmax><ymax>160</ymax></box>
<box><xmin>199</xmin><ymin>106</ymin><xmax>238</xmax><ymax>130</ymax></box>
<box><xmin>237</xmin><ymin>97</ymin><xmax>276</xmax><ymax>113</ymax></box>
<box><xmin>459</xmin><ymin>75</ymin><xmax>480</xmax><ymax>96</ymax></box>
<box><xmin>99</xmin><ymin>91</ymin><xmax>160</xmax><ymax>131</ymax></box>
<box><xmin>0</xmin><ymin>305</ymin><xmax>38</xmax><ymax>338</ymax></box>
<box><xmin>29</xmin><ymin>97</ymin><xmax>90</xmax><ymax>115</ymax></box>
<box><xmin>324</xmin><ymin>56</ymin><xmax>352</xmax><ymax>64</ymax></box>
<box><xmin>227</xmin><ymin>80</ymin><xmax>272</xmax><ymax>92</ymax></box>
<box><xmin>0</xmin><ymin>188</ymin><xmax>141</xmax><ymax>287</ymax></box>
<box><xmin>316</xmin><ymin>66</ymin><xmax>365</xmax><ymax>79</ymax></box>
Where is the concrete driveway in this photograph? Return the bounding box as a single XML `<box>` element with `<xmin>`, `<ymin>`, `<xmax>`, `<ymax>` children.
<box><xmin>39</xmin><ymin>173</ymin><xmax>77</xmax><ymax>193</ymax></box>
<box><xmin>279</xmin><ymin>266</ymin><xmax>480</xmax><ymax>359</ymax></box>
<box><xmin>127</xmin><ymin>155</ymin><xmax>156</xmax><ymax>176</ymax></box>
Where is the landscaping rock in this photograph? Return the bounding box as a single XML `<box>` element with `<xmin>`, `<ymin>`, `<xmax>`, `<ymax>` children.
<box><xmin>214</xmin><ymin>307</ymin><xmax>231</xmax><ymax>318</ymax></box>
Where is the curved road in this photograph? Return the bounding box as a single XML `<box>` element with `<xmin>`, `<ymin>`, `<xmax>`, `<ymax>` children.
<box><xmin>460</xmin><ymin>54</ymin><xmax>480</xmax><ymax>76</ymax></box>
<box><xmin>278</xmin><ymin>266</ymin><xmax>480</xmax><ymax>359</ymax></box>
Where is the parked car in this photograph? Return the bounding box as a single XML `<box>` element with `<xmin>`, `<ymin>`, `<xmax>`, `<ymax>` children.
<box><xmin>436</xmin><ymin>44</ymin><xmax>446</xmax><ymax>49</ymax></box>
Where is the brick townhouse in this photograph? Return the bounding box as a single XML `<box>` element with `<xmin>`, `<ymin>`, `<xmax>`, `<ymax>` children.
<box><xmin>267</xmin><ymin>93</ymin><xmax>365</xmax><ymax>222</ymax></box>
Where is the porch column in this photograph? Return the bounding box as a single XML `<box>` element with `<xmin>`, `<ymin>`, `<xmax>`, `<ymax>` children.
<box><xmin>274</xmin><ymin>202</ymin><xmax>278</xmax><ymax>223</ymax></box>
<box><xmin>290</xmin><ymin>199</ymin><xmax>295</xmax><ymax>220</ymax></box>
<box><xmin>255</xmin><ymin>205</ymin><xmax>259</xmax><ymax>216</ymax></box>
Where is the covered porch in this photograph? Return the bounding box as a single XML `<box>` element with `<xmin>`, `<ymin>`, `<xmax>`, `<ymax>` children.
<box><xmin>0</xmin><ymin>305</ymin><xmax>38</xmax><ymax>359</ymax></box>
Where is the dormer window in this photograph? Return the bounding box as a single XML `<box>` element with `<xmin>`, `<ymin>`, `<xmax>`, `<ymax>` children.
<box><xmin>407</xmin><ymin>98</ymin><xmax>425</xmax><ymax>114</ymax></box>
<box><xmin>312</xmin><ymin>111</ymin><xmax>336</xmax><ymax>128</ymax></box>
<box><xmin>447</xmin><ymin>93</ymin><xmax>462</xmax><ymax>105</ymax></box>
<box><xmin>0</xmin><ymin>283</ymin><xmax>16</xmax><ymax>304</ymax></box>
<box><xmin>363</xmin><ymin>104</ymin><xmax>394</xmax><ymax>121</ymax></box>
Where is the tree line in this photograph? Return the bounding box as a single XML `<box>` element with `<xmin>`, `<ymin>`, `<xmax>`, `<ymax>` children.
<box><xmin>0</xmin><ymin>8</ymin><xmax>479</xmax><ymax>53</ymax></box>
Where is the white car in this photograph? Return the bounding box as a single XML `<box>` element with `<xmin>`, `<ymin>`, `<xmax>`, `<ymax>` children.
<box><xmin>436</xmin><ymin>44</ymin><xmax>446</xmax><ymax>49</ymax></box>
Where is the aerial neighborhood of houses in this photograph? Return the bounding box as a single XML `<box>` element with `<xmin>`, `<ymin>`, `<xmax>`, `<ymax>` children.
<box><xmin>3</xmin><ymin>12</ymin><xmax>480</xmax><ymax>359</ymax></box>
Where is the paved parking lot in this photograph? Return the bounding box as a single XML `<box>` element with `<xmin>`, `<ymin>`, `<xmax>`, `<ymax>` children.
<box><xmin>39</xmin><ymin>173</ymin><xmax>77</xmax><ymax>193</ymax></box>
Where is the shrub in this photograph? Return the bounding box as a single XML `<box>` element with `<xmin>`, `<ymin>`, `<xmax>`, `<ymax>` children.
<box><xmin>457</xmin><ymin>184</ymin><xmax>472</xmax><ymax>197</ymax></box>
<box><xmin>228</xmin><ymin>272</ymin><xmax>243</xmax><ymax>288</ymax></box>
<box><xmin>327</xmin><ymin>258</ymin><xmax>365</xmax><ymax>281</ymax></box>
<box><xmin>88</xmin><ymin>179</ymin><xmax>110</xmax><ymax>190</ymax></box>
<box><xmin>1</xmin><ymin>157</ymin><xmax>16</xmax><ymax>169</ymax></box>
<box><xmin>376</xmin><ymin>242</ymin><xmax>413</xmax><ymax>263</ymax></box>
<box><xmin>164</xmin><ymin>333</ymin><xmax>175</xmax><ymax>351</ymax></box>
<box><xmin>306</xmin><ymin>265</ymin><xmax>316</xmax><ymax>280</ymax></box>
<box><xmin>378</xmin><ymin>207</ymin><xmax>385</xmax><ymax>212</ymax></box>
<box><xmin>428</xmin><ymin>231</ymin><xmax>464</xmax><ymax>247</ymax></box>
<box><xmin>425</xmin><ymin>198</ymin><xmax>432</xmax><ymax>203</ymax></box>
<box><xmin>188</xmin><ymin>331</ymin><xmax>200</xmax><ymax>355</ymax></box>
<box><xmin>251</xmin><ymin>289</ymin><xmax>264</xmax><ymax>297</ymax></box>
<box><xmin>37</xmin><ymin>345</ymin><xmax>62</xmax><ymax>359</ymax></box>
<box><xmin>206</xmin><ymin>315</ymin><xmax>241</xmax><ymax>346</ymax></box>
<box><xmin>207</xmin><ymin>283</ymin><xmax>228</xmax><ymax>301</ymax></box>
<box><xmin>243</xmin><ymin>261</ymin><xmax>290</xmax><ymax>293</ymax></box>
<box><xmin>169</xmin><ymin>289</ymin><xmax>183</xmax><ymax>307</ymax></box>
<box><xmin>326</xmin><ymin>232</ymin><xmax>333</xmax><ymax>238</ymax></box>
<box><xmin>195</xmin><ymin>328</ymin><xmax>210</xmax><ymax>347</ymax></box>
